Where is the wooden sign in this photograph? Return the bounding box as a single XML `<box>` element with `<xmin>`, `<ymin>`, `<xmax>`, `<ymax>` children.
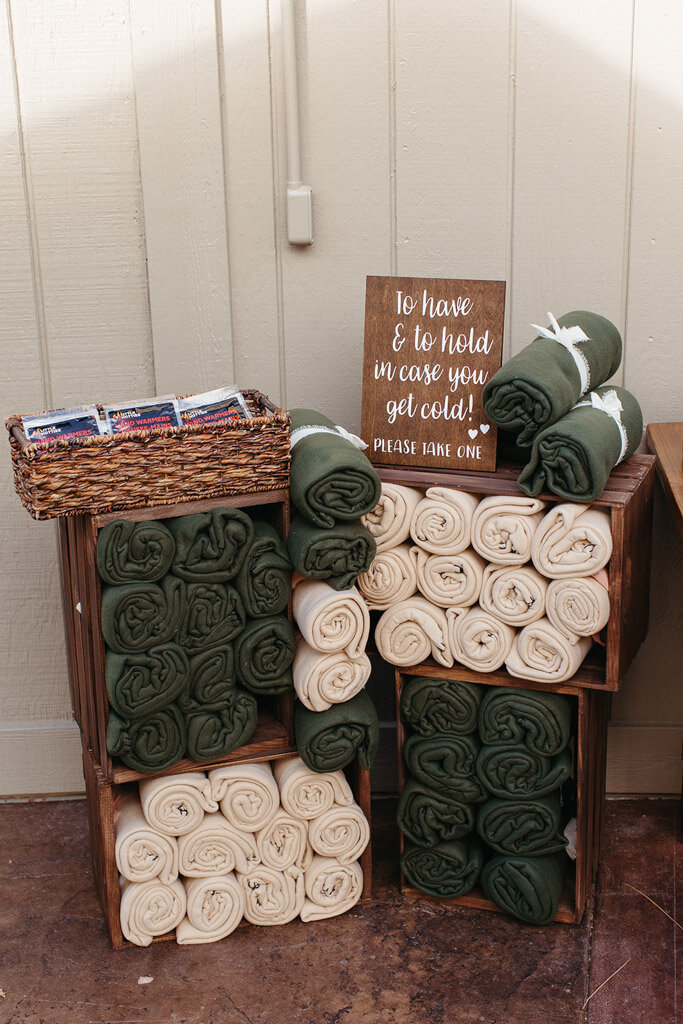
<box><xmin>361</xmin><ymin>276</ymin><xmax>505</xmax><ymax>471</ymax></box>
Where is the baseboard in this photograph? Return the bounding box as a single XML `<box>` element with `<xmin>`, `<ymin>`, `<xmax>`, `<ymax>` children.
<box><xmin>0</xmin><ymin>722</ymin><xmax>84</xmax><ymax>797</ymax></box>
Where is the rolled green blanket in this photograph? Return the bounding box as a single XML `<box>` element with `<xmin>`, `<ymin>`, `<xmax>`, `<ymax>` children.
<box><xmin>176</xmin><ymin>646</ymin><xmax>236</xmax><ymax>713</ymax></box>
<box><xmin>287</xmin><ymin>514</ymin><xmax>376</xmax><ymax>590</ymax></box>
<box><xmin>517</xmin><ymin>384</ymin><xmax>643</xmax><ymax>502</ymax></box>
<box><xmin>482</xmin><ymin>311</ymin><xmax>622</xmax><ymax>446</ymax></box>
<box><xmin>400</xmin><ymin>676</ymin><xmax>483</xmax><ymax>736</ymax></box>
<box><xmin>234</xmin><ymin>615</ymin><xmax>296</xmax><ymax>695</ymax></box>
<box><xmin>480</xmin><ymin>853</ymin><xmax>567</xmax><ymax>925</ymax></box>
<box><xmin>97</xmin><ymin>519</ymin><xmax>176</xmax><ymax>584</ymax></box>
<box><xmin>180</xmin><ymin>583</ymin><xmax>245</xmax><ymax>652</ymax></box>
<box><xmin>397</xmin><ymin>778</ymin><xmax>475</xmax><ymax>847</ymax></box>
<box><xmin>184</xmin><ymin>688</ymin><xmax>258</xmax><ymax>762</ymax></box>
<box><xmin>401</xmin><ymin>838</ymin><xmax>483</xmax><ymax>898</ymax></box>
<box><xmin>294</xmin><ymin>689</ymin><xmax>379</xmax><ymax>772</ymax></box>
<box><xmin>100</xmin><ymin>577</ymin><xmax>185</xmax><ymax>654</ymax></box>
<box><xmin>105</xmin><ymin>644</ymin><xmax>189</xmax><ymax>719</ymax></box>
<box><xmin>233</xmin><ymin>521</ymin><xmax>292</xmax><ymax>617</ymax></box>
<box><xmin>106</xmin><ymin>704</ymin><xmax>186</xmax><ymax>773</ymax></box>
<box><xmin>403</xmin><ymin>734</ymin><xmax>487</xmax><ymax>803</ymax></box>
<box><xmin>476</xmin><ymin>745</ymin><xmax>572</xmax><ymax>800</ymax></box>
<box><xmin>477</xmin><ymin>794</ymin><xmax>568</xmax><ymax>856</ymax></box>
<box><xmin>169</xmin><ymin>508</ymin><xmax>254</xmax><ymax>582</ymax></box>
<box><xmin>478</xmin><ymin>687</ymin><xmax>572</xmax><ymax>756</ymax></box>
<box><xmin>289</xmin><ymin>408</ymin><xmax>381</xmax><ymax>528</ymax></box>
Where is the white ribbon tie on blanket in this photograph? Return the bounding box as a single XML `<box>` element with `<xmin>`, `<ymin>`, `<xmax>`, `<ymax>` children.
<box><xmin>574</xmin><ymin>389</ymin><xmax>629</xmax><ymax>463</ymax></box>
<box><xmin>290</xmin><ymin>423</ymin><xmax>368</xmax><ymax>450</ymax></box>
<box><xmin>531</xmin><ymin>312</ymin><xmax>591</xmax><ymax>397</ymax></box>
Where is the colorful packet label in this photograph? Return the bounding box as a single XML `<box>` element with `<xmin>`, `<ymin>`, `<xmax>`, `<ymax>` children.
<box><xmin>22</xmin><ymin>406</ymin><xmax>105</xmax><ymax>443</ymax></box>
<box><xmin>103</xmin><ymin>397</ymin><xmax>181</xmax><ymax>434</ymax></box>
<box><xmin>177</xmin><ymin>387</ymin><xmax>251</xmax><ymax>427</ymax></box>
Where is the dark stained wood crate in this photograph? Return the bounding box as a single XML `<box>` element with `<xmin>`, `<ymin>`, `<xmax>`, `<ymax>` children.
<box><xmin>376</xmin><ymin>455</ymin><xmax>655</xmax><ymax>692</ymax></box>
<box><xmin>395</xmin><ymin>667</ymin><xmax>610</xmax><ymax>925</ymax></box>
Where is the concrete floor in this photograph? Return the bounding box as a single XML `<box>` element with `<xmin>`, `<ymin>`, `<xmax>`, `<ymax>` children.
<box><xmin>0</xmin><ymin>796</ymin><xmax>679</xmax><ymax>1024</ymax></box>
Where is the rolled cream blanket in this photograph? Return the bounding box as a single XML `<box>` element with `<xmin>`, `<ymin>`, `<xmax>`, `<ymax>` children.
<box><xmin>176</xmin><ymin>873</ymin><xmax>245</xmax><ymax>944</ymax></box>
<box><xmin>471</xmin><ymin>495</ymin><xmax>546</xmax><ymax>565</ymax></box>
<box><xmin>397</xmin><ymin>779</ymin><xmax>475</xmax><ymax>847</ymax></box>
<box><xmin>184</xmin><ymin>689</ymin><xmax>258</xmax><ymax>762</ymax></box>
<box><xmin>293</xmin><ymin>580</ymin><xmax>370</xmax><ymax>658</ymax></box>
<box><xmin>274</xmin><ymin>756</ymin><xmax>353</xmax><ymax>819</ymax></box>
<box><xmin>480</xmin><ymin>852</ymin><xmax>567</xmax><ymax>925</ymax></box>
<box><xmin>412</xmin><ymin>546</ymin><xmax>485</xmax><ymax>608</ymax></box>
<box><xmin>97</xmin><ymin>519</ymin><xmax>175</xmax><ymax>584</ymax></box>
<box><xmin>477</xmin><ymin>794</ymin><xmax>568</xmax><ymax>857</ymax></box>
<box><xmin>293</xmin><ymin>638</ymin><xmax>371</xmax><ymax>712</ymax></box>
<box><xmin>356</xmin><ymin>544</ymin><xmax>417</xmax><ymax>610</ymax></box>
<box><xmin>139</xmin><ymin>772</ymin><xmax>218</xmax><ymax>836</ymax></box>
<box><xmin>169</xmin><ymin>508</ymin><xmax>253</xmax><ymax>582</ymax></box>
<box><xmin>479</xmin><ymin>563</ymin><xmax>547</xmax><ymax>628</ymax></box>
<box><xmin>209</xmin><ymin>762</ymin><xmax>280</xmax><ymax>832</ymax></box>
<box><xmin>287</xmin><ymin>514</ymin><xmax>377</xmax><ymax>591</ymax></box>
<box><xmin>256</xmin><ymin>810</ymin><xmax>311</xmax><ymax>871</ymax></box>
<box><xmin>105</xmin><ymin>644</ymin><xmax>189</xmax><ymax>720</ymax></box>
<box><xmin>361</xmin><ymin>483</ymin><xmax>424</xmax><ymax>552</ymax></box>
<box><xmin>115</xmin><ymin>799</ymin><xmax>179</xmax><ymax>885</ymax></box>
<box><xmin>300</xmin><ymin>856</ymin><xmax>363</xmax><ymax>922</ymax></box>
<box><xmin>531</xmin><ymin>503</ymin><xmax>613</xmax><ymax>579</ymax></box>
<box><xmin>100</xmin><ymin>576</ymin><xmax>185</xmax><ymax>654</ymax></box>
<box><xmin>400</xmin><ymin>675</ymin><xmax>483</xmax><ymax>737</ymax></box>
<box><xmin>233</xmin><ymin>520</ymin><xmax>292</xmax><ymax>618</ymax></box>
<box><xmin>234</xmin><ymin>615</ymin><xmax>296</xmax><ymax>695</ymax></box>
<box><xmin>476</xmin><ymin>745</ymin><xmax>572</xmax><ymax>800</ymax></box>
<box><xmin>308</xmin><ymin>801</ymin><xmax>370</xmax><ymax>865</ymax></box>
<box><xmin>482</xmin><ymin>310</ymin><xmax>623</xmax><ymax>447</ymax></box>
<box><xmin>403</xmin><ymin>733</ymin><xmax>487</xmax><ymax>803</ymax></box>
<box><xmin>447</xmin><ymin>606</ymin><xmax>516</xmax><ymax>673</ymax></box>
<box><xmin>410</xmin><ymin>487</ymin><xmax>479</xmax><ymax>554</ymax></box>
<box><xmin>294</xmin><ymin>690</ymin><xmax>379</xmax><ymax>773</ymax></box>
<box><xmin>401</xmin><ymin>838</ymin><xmax>483</xmax><ymax>899</ymax></box>
<box><xmin>106</xmin><ymin>705</ymin><xmax>186</xmax><ymax>774</ymax></box>
<box><xmin>119</xmin><ymin>878</ymin><xmax>187</xmax><ymax>946</ymax></box>
<box><xmin>545</xmin><ymin>576</ymin><xmax>610</xmax><ymax>641</ymax></box>
<box><xmin>238</xmin><ymin>863</ymin><xmax>305</xmax><ymax>925</ymax></box>
<box><xmin>177</xmin><ymin>813</ymin><xmax>258</xmax><ymax>876</ymax></box>
<box><xmin>180</xmin><ymin>582</ymin><xmax>245</xmax><ymax>652</ymax></box>
<box><xmin>505</xmin><ymin>618</ymin><xmax>592</xmax><ymax>684</ymax></box>
<box><xmin>375</xmin><ymin>597</ymin><xmax>452</xmax><ymax>668</ymax></box>
<box><xmin>478</xmin><ymin>687</ymin><xmax>572</xmax><ymax>756</ymax></box>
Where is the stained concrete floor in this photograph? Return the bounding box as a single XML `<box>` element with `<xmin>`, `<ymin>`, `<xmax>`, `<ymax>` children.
<box><xmin>0</xmin><ymin>796</ymin><xmax>679</xmax><ymax>1024</ymax></box>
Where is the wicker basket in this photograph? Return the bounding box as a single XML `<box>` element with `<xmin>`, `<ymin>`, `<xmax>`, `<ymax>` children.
<box><xmin>6</xmin><ymin>390</ymin><xmax>291</xmax><ymax>519</ymax></box>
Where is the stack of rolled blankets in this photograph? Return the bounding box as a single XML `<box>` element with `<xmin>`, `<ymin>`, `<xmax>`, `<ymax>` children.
<box><xmin>398</xmin><ymin>678</ymin><xmax>574</xmax><ymax>925</ymax></box>
<box><xmin>99</xmin><ymin>509</ymin><xmax>295</xmax><ymax>772</ymax></box>
<box><xmin>363</xmin><ymin>483</ymin><xmax>612</xmax><ymax>684</ymax></box>
<box><xmin>115</xmin><ymin>756</ymin><xmax>369</xmax><ymax>945</ymax></box>
<box><xmin>288</xmin><ymin>408</ymin><xmax>381</xmax><ymax>773</ymax></box>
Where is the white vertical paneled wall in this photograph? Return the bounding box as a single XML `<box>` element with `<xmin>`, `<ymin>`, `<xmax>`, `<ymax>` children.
<box><xmin>1</xmin><ymin>0</ymin><xmax>681</xmax><ymax>795</ymax></box>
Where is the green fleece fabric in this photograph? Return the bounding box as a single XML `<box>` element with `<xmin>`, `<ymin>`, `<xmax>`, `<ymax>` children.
<box><xmin>169</xmin><ymin>508</ymin><xmax>254</xmax><ymax>582</ymax></box>
<box><xmin>180</xmin><ymin>582</ymin><xmax>245</xmax><ymax>652</ymax></box>
<box><xmin>294</xmin><ymin>689</ymin><xmax>379</xmax><ymax>773</ymax></box>
<box><xmin>184</xmin><ymin>688</ymin><xmax>258</xmax><ymax>762</ymax></box>
<box><xmin>403</xmin><ymin>734</ymin><xmax>487</xmax><ymax>803</ymax></box>
<box><xmin>176</xmin><ymin>645</ymin><xmax>236</xmax><ymax>713</ymax></box>
<box><xmin>401</xmin><ymin>838</ymin><xmax>483</xmax><ymax>899</ymax></box>
<box><xmin>106</xmin><ymin>704</ymin><xmax>186</xmax><ymax>773</ymax></box>
<box><xmin>397</xmin><ymin>778</ymin><xmax>475</xmax><ymax>847</ymax></box>
<box><xmin>233</xmin><ymin>520</ymin><xmax>292</xmax><ymax>618</ymax></box>
<box><xmin>287</xmin><ymin>513</ymin><xmax>376</xmax><ymax>590</ymax></box>
<box><xmin>105</xmin><ymin>644</ymin><xmax>189</xmax><ymax>720</ymax></box>
<box><xmin>234</xmin><ymin>615</ymin><xmax>296</xmax><ymax>695</ymax></box>
<box><xmin>476</xmin><ymin>745</ymin><xmax>572</xmax><ymax>800</ymax></box>
<box><xmin>97</xmin><ymin>519</ymin><xmax>176</xmax><ymax>585</ymax></box>
<box><xmin>100</xmin><ymin>576</ymin><xmax>185</xmax><ymax>654</ymax></box>
<box><xmin>477</xmin><ymin>794</ymin><xmax>568</xmax><ymax>857</ymax></box>
<box><xmin>400</xmin><ymin>676</ymin><xmax>484</xmax><ymax>737</ymax></box>
<box><xmin>517</xmin><ymin>384</ymin><xmax>643</xmax><ymax>501</ymax></box>
<box><xmin>481</xmin><ymin>853</ymin><xmax>567</xmax><ymax>925</ymax></box>
<box><xmin>478</xmin><ymin>687</ymin><xmax>572</xmax><ymax>757</ymax></box>
<box><xmin>289</xmin><ymin>408</ymin><xmax>381</xmax><ymax>528</ymax></box>
<box><xmin>482</xmin><ymin>311</ymin><xmax>622</xmax><ymax>446</ymax></box>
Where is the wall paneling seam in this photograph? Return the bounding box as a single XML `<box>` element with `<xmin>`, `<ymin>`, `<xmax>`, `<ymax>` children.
<box><xmin>267</xmin><ymin>0</ymin><xmax>288</xmax><ymax>406</ymax></box>
<box><xmin>620</xmin><ymin>0</ymin><xmax>639</xmax><ymax>386</ymax></box>
<box><xmin>504</xmin><ymin>0</ymin><xmax>518</xmax><ymax>362</ymax></box>
<box><xmin>213</xmin><ymin>0</ymin><xmax>237</xmax><ymax>378</ymax></box>
<box><xmin>388</xmin><ymin>0</ymin><xmax>397</xmax><ymax>276</ymax></box>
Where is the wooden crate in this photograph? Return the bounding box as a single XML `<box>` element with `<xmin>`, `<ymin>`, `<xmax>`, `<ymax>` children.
<box><xmin>82</xmin><ymin>743</ymin><xmax>373</xmax><ymax>950</ymax></box>
<box><xmin>376</xmin><ymin>455</ymin><xmax>655</xmax><ymax>691</ymax></box>
<box><xmin>395</xmin><ymin>667</ymin><xmax>610</xmax><ymax>925</ymax></box>
<box><xmin>58</xmin><ymin>489</ymin><xmax>295</xmax><ymax>781</ymax></box>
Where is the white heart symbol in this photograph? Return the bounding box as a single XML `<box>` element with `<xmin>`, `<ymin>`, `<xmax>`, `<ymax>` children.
<box><xmin>468</xmin><ymin>428</ymin><xmax>478</xmax><ymax>439</ymax></box>
<box><xmin>480</xmin><ymin>424</ymin><xmax>490</xmax><ymax>434</ymax></box>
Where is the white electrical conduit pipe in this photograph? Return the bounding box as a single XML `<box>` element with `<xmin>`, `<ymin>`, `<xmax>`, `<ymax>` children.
<box><xmin>281</xmin><ymin>0</ymin><xmax>313</xmax><ymax>244</ymax></box>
